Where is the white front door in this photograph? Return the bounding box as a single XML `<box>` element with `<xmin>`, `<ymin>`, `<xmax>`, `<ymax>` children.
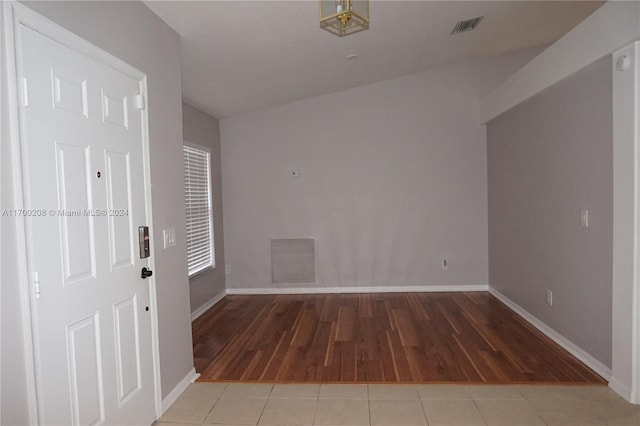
<box><xmin>17</xmin><ymin>23</ymin><xmax>156</xmax><ymax>425</ymax></box>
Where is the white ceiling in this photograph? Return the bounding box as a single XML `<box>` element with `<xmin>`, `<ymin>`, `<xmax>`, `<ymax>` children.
<box><xmin>144</xmin><ymin>1</ymin><xmax>604</xmax><ymax>118</ymax></box>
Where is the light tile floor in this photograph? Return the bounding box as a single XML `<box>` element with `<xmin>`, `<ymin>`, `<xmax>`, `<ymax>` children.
<box><xmin>156</xmin><ymin>383</ymin><xmax>640</xmax><ymax>426</ymax></box>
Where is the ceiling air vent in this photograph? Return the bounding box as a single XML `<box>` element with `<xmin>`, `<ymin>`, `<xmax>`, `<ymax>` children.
<box><xmin>451</xmin><ymin>16</ymin><xmax>484</xmax><ymax>35</ymax></box>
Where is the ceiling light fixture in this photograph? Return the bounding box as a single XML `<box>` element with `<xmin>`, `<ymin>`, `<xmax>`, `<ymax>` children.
<box><xmin>320</xmin><ymin>0</ymin><xmax>369</xmax><ymax>37</ymax></box>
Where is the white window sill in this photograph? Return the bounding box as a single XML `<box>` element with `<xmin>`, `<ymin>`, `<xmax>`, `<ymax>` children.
<box><xmin>189</xmin><ymin>265</ymin><xmax>216</xmax><ymax>281</ymax></box>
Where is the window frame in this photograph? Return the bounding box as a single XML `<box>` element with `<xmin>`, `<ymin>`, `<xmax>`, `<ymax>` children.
<box><xmin>183</xmin><ymin>141</ymin><xmax>216</xmax><ymax>278</ymax></box>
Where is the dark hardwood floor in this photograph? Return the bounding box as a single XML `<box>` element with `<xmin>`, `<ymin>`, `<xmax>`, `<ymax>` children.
<box><xmin>192</xmin><ymin>292</ymin><xmax>606</xmax><ymax>384</ymax></box>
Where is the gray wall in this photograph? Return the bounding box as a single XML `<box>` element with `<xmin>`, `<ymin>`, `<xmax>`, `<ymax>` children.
<box><xmin>487</xmin><ymin>56</ymin><xmax>613</xmax><ymax>367</ymax></box>
<box><xmin>2</xmin><ymin>1</ymin><xmax>195</xmax><ymax>414</ymax></box>
<box><xmin>182</xmin><ymin>103</ymin><xmax>226</xmax><ymax>313</ymax></box>
<box><xmin>220</xmin><ymin>48</ymin><xmax>541</xmax><ymax>291</ymax></box>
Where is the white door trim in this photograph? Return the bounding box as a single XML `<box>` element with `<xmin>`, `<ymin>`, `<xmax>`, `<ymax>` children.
<box><xmin>612</xmin><ymin>42</ymin><xmax>640</xmax><ymax>405</ymax></box>
<box><xmin>1</xmin><ymin>1</ymin><xmax>39</xmax><ymax>423</ymax></box>
<box><xmin>3</xmin><ymin>1</ymin><xmax>163</xmax><ymax>420</ymax></box>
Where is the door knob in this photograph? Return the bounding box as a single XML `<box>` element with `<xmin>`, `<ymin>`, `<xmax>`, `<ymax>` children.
<box><xmin>141</xmin><ymin>267</ymin><xmax>153</xmax><ymax>279</ymax></box>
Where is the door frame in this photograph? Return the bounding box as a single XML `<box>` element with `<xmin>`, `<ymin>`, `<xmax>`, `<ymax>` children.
<box><xmin>612</xmin><ymin>42</ymin><xmax>640</xmax><ymax>405</ymax></box>
<box><xmin>2</xmin><ymin>1</ymin><xmax>163</xmax><ymax>421</ymax></box>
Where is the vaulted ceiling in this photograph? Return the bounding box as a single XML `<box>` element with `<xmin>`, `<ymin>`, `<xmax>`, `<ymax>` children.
<box><xmin>144</xmin><ymin>1</ymin><xmax>604</xmax><ymax>118</ymax></box>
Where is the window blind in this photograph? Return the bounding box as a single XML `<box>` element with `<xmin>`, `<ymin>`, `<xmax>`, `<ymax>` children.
<box><xmin>184</xmin><ymin>144</ymin><xmax>214</xmax><ymax>276</ymax></box>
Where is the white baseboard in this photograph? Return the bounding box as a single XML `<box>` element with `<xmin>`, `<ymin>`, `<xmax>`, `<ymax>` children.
<box><xmin>488</xmin><ymin>286</ymin><xmax>612</xmax><ymax>381</ymax></box>
<box><xmin>226</xmin><ymin>284</ymin><xmax>489</xmax><ymax>295</ymax></box>
<box><xmin>191</xmin><ymin>290</ymin><xmax>227</xmax><ymax>321</ymax></box>
<box><xmin>161</xmin><ymin>367</ymin><xmax>200</xmax><ymax>414</ymax></box>
<box><xmin>608</xmin><ymin>376</ymin><xmax>637</xmax><ymax>404</ymax></box>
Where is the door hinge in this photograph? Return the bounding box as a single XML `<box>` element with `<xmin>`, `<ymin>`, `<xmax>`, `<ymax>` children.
<box><xmin>33</xmin><ymin>271</ymin><xmax>40</xmax><ymax>299</ymax></box>
<box><xmin>133</xmin><ymin>94</ymin><xmax>145</xmax><ymax>110</ymax></box>
<box><xmin>22</xmin><ymin>77</ymin><xmax>29</xmax><ymax>107</ymax></box>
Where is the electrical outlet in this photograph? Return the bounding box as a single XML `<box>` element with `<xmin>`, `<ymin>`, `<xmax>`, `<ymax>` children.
<box><xmin>225</xmin><ymin>265</ymin><xmax>231</xmax><ymax>275</ymax></box>
<box><xmin>442</xmin><ymin>258</ymin><xmax>448</xmax><ymax>270</ymax></box>
<box><xmin>546</xmin><ymin>290</ymin><xmax>553</xmax><ymax>306</ymax></box>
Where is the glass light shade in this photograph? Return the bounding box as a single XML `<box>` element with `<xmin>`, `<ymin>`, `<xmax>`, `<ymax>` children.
<box><xmin>320</xmin><ymin>0</ymin><xmax>369</xmax><ymax>37</ymax></box>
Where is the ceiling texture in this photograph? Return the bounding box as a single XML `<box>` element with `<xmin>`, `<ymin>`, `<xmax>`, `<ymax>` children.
<box><xmin>144</xmin><ymin>1</ymin><xmax>604</xmax><ymax>118</ymax></box>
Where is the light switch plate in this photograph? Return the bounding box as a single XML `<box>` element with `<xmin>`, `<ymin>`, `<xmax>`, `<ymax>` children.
<box><xmin>581</xmin><ymin>210</ymin><xmax>589</xmax><ymax>227</ymax></box>
<box><xmin>163</xmin><ymin>228</ymin><xmax>176</xmax><ymax>248</ymax></box>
